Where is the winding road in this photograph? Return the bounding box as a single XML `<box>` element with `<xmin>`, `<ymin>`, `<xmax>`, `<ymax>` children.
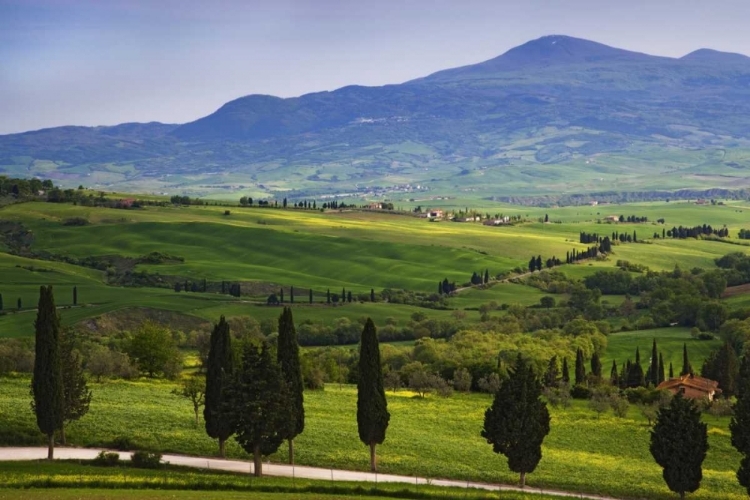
<box><xmin>0</xmin><ymin>447</ymin><xmax>620</xmax><ymax>500</ymax></box>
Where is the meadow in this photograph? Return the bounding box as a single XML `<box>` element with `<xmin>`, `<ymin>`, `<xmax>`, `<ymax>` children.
<box><xmin>1</xmin><ymin>198</ymin><xmax>749</xmax><ymax>337</ymax></box>
<box><xmin>0</xmin><ymin>375</ymin><xmax>744</xmax><ymax>500</ymax></box>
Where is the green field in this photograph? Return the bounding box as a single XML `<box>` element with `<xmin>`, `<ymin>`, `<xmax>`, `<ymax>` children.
<box><xmin>0</xmin><ymin>376</ymin><xmax>744</xmax><ymax>500</ymax></box>
<box><xmin>1</xmin><ymin>200</ymin><xmax>749</xmax><ymax>337</ymax></box>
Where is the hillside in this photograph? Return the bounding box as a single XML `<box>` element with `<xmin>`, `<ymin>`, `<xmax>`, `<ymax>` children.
<box><xmin>2</xmin><ymin>35</ymin><xmax>750</xmax><ymax>199</ymax></box>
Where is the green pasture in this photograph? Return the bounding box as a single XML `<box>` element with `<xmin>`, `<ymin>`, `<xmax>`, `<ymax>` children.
<box><xmin>0</xmin><ymin>376</ymin><xmax>743</xmax><ymax>500</ymax></box>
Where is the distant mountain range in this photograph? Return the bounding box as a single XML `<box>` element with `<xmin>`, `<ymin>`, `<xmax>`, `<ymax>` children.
<box><xmin>2</xmin><ymin>35</ymin><xmax>750</xmax><ymax>199</ymax></box>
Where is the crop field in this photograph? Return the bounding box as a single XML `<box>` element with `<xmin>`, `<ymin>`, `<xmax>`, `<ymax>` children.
<box><xmin>0</xmin><ymin>373</ymin><xmax>744</xmax><ymax>500</ymax></box>
<box><xmin>1</xmin><ymin>199</ymin><xmax>750</xmax><ymax>338</ymax></box>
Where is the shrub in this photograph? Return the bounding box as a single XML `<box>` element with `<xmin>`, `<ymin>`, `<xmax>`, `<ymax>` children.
<box><xmin>92</xmin><ymin>451</ymin><xmax>120</xmax><ymax>467</ymax></box>
<box><xmin>130</xmin><ymin>450</ymin><xmax>163</xmax><ymax>469</ymax></box>
<box><xmin>610</xmin><ymin>394</ymin><xmax>630</xmax><ymax>418</ymax></box>
<box><xmin>570</xmin><ymin>384</ymin><xmax>592</xmax><ymax>400</ymax></box>
<box><xmin>109</xmin><ymin>436</ymin><xmax>134</xmax><ymax>451</ymax></box>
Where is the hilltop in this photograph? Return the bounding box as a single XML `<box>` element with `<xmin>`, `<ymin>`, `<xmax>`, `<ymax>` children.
<box><xmin>2</xmin><ymin>35</ymin><xmax>750</xmax><ymax>199</ymax></box>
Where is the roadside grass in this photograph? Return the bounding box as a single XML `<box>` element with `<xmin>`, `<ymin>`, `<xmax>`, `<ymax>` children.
<box><xmin>0</xmin><ymin>374</ymin><xmax>743</xmax><ymax>499</ymax></box>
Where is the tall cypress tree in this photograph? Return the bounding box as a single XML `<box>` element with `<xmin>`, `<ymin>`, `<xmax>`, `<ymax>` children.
<box><xmin>371</xmin><ymin>289</ymin><xmax>376</xmax><ymax>302</ymax></box>
<box><xmin>484</xmin><ymin>269</ymin><xmax>490</xmax><ymax>284</ymax></box>
<box><xmin>543</xmin><ymin>356</ymin><xmax>559</xmax><ymax>388</ymax></box>
<box><xmin>0</xmin><ymin>293</ymin><xmax>3</xmax><ymax>311</ymax></box>
<box><xmin>681</xmin><ymin>343</ymin><xmax>693</xmax><ymax>376</ymax></box>
<box><xmin>290</xmin><ymin>286</ymin><xmax>294</xmax><ymax>304</ymax></box>
<box><xmin>731</xmin><ymin>380</ymin><xmax>750</xmax><ymax>494</ymax></box>
<box><xmin>31</xmin><ymin>286</ymin><xmax>64</xmax><ymax>460</ymax></box>
<box><xmin>204</xmin><ymin>316</ymin><xmax>234</xmax><ymax>457</ymax></box>
<box><xmin>72</xmin><ymin>286</ymin><xmax>77</xmax><ymax>306</ymax></box>
<box><xmin>574</xmin><ymin>348</ymin><xmax>586</xmax><ymax>385</ymax></box>
<box><xmin>561</xmin><ymin>357</ymin><xmax>570</xmax><ymax>384</ymax></box>
<box><xmin>230</xmin><ymin>342</ymin><xmax>290</xmax><ymax>477</ymax></box>
<box><xmin>309</xmin><ymin>289</ymin><xmax>313</xmax><ymax>304</ymax></box>
<box><xmin>649</xmin><ymin>339</ymin><xmax>659</xmax><ymax>386</ymax></box>
<box><xmin>357</xmin><ymin>318</ymin><xmax>390</xmax><ymax>472</ymax></box>
<box><xmin>482</xmin><ymin>354</ymin><xmax>551</xmax><ymax>488</ymax></box>
<box><xmin>277</xmin><ymin>307</ymin><xmax>304</xmax><ymax>464</ymax></box>
<box><xmin>59</xmin><ymin>327</ymin><xmax>92</xmax><ymax>445</ymax></box>
<box><xmin>590</xmin><ymin>352</ymin><xmax>602</xmax><ymax>379</ymax></box>
<box><xmin>610</xmin><ymin>360</ymin><xmax>619</xmax><ymax>386</ymax></box>
<box><xmin>327</xmin><ymin>289</ymin><xmax>331</xmax><ymax>304</ymax></box>
<box><xmin>701</xmin><ymin>343</ymin><xmax>739</xmax><ymax>398</ymax></box>
<box><xmin>650</xmin><ymin>393</ymin><xmax>708</xmax><ymax>499</ymax></box>
<box><xmin>739</xmin><ymin>356</ymin><xmax>750</xmax><ymax>399</ymax></box>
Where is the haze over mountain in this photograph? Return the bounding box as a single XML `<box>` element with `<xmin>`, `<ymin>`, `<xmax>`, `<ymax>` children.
<box><xmin>2</xmin><ymin>35</ymin><xmax>750</xmax><ymax>199</ymax></box>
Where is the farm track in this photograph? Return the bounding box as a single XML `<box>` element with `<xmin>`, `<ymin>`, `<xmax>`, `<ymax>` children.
<box><xmin>0</xmin><ymin>447</ymin><xmax>621</xmax><ymax>500</ymax></box>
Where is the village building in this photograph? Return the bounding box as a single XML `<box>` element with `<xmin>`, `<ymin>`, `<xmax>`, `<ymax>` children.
<box><xmin>656</xmin><ymin>374</ymin><xmax>722</xmax><ymax>401</ymax></box>
<box><xmin>604</xmin><ymin>215</ymin><xmax>620</xmax><ymax>222</ymax></box>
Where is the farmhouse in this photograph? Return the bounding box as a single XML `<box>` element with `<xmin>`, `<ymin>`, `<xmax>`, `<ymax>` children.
<box><xmin>368</xmin><ymin>202</ymin><xmax>383</xmax><ymax>210</ymax></box>
<box><xmin>483</xmin><ymin>216</ymin><xmax>511</xmax><ymax>226</ymax></box>
<box><xmin>656</xmin><ymin>374</ymin><xmax>722</xmax><ymax>401</ymax></box>
<box><xmin>604</xmin><ymin>215</ymin><xmax>620</xmax><ymax>222</ymax></box>
<box><xmin>427</xmin><ymin>209</ymin><xmax>444</xmax><ymax>219</ymax></box>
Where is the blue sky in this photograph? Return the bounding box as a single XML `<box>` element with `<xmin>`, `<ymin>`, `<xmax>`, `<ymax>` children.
<box><xmin>2</xmin><ymin>0</ymin><xmax>749</xmax><ymax>134</ymax></box>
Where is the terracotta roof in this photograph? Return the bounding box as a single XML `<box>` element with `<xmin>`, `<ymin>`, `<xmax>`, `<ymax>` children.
<box><xmin>657</xmin><ymin>374</ymin><xmax>721</xmax><ymax>394</ymax></box>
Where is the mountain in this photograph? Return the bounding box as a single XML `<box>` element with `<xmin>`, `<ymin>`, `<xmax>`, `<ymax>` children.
<box><xmin>2</xmin><ymin>35</ymin><xmax>750</xmax><ymax>199</ymax></box>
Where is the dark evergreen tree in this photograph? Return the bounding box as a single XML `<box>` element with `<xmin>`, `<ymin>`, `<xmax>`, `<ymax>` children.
<box><xmin>610</xmin><ymin>360</ymin><xmax>619</xmax><ymax>386</ymax></box>
<box><xmin>357</xmin><ymin>318</ymin><xmax>390</xmax><ymax>472</ymax></box>
<box><xmin>670</xmin><ymin>362</ymin><xmax>674</xmax><ymax>379</ymax></box>
<box><xmin>327</xmin><ymin>289</ymin><xmax>331</xmax><ymax>304</ymax></box>
<box><xmin>731</xmin><ymin>382</ymin><xmax>750</xmax><ymax>494</ymax></box>
<box><xmin>681</xmin><ymin>343</ymin><xmax>693</xmax><ymax>376</ymax></box>
<box><xmin>484</xmin><ymin>269</ymin><xmax>490</xmax><ymax>284</ymax></box>
<box><xmin>561</xmin><ymin>357</ymin><xmax>570</xmax><ymax>384</ymax></box>
<box><xmin>529</xmin><ymin>257</ymin><xmax>536</xmax><ymax>273</ymax></box>
<box><xmin>277</xmin><ymin>307</ymin><xmax>304</xmax><ymax>464</ymax></box>
<box><xmin>341</xmin><ymin>288</ymin><xmax>346</xmax><ymax>303</ymax></box>
<box><xmin>280</xmin><ymin>288</ymin><xmax>284</xmax><ymax>304</ymax></box>
<box><xmin>31</xmin><ymin>286</ymin><xmax>64</xmax><ymax>459</ymax></box>
<box><xmin>482</xmin><ymin>354</ymin><xmax>551</xmax><ymax>488</ymax></box>
<box><xmin>371</xmin><ymin>289</ymin><xmax>376</xmax><ymax>302</ymax></box>
<box><xmin>627</xmin><ymin>348</ymin><xmax>646</xmax><ymax>388</ymax></box>
<box><xmin>17</xmin><ymin>297</ymin><xmax>21</xmax><ymax>310</ymax></box>
<box><xmin>59</xmin><ymin>327</ymin><xmax>92</xmax><ymax>445</ymax></box>
<box><xmin>229</xmin><ymin>342</ymin><xmax>290</xmax><ymax>477</ymax></box>
<box><xmin>73</xmin><ymin>286</ymin><xmax>77</xmax><ymax>306</ymax></box>
<box><xmin>0</xmin><ymin>293</ymin><xmax>3</xmax><ymax>311</ymax></box>
<box><xmin>204</xmin><ymin>316</ymin><xmax>234</xmax><ymax>457</ymax></box>
<box><xmin>347</xmin><ymin>291</ymin><xmax>353</xmax><ymax>303</ymax></box>
<box><xmin>535</xmin><ymin>256</ymin><xmax>542</xmax><ymax>271</ymax></box>
<box><xmin>543</xmin><ymin>356</ymin><xmax>559</xmax><ymax>387</ymax></box>
<box><xmin>590</xmin><ymin>352</ymin><xmax>602</xmax><ymax>379</ymax></box>
<box><xmin>650</xmin><ymin>393</ymin><xmax>708</xmax><ymax>499</ymax></box>
<box><xmin>648</xmin><ymin>339</ymin><xmax>659</xmax><ymax>386</ymax></box>
<box><xmin>739</xmin><ymin>356</ymin><xmax>750</xmax><ymax>399</ymax></box>
<box><xmin>309</xmin><ymin>289</ymin><xmax>313</xmax><ymax>304</ymax></box>
<box><xmin>290</xmin><ymin>286</ymin><xmax>294</xmax><ymax>304</ymax></box>
<box><xmin>574</xmin><ymin>348</ymin><xmax>586</xmax><ymax>385</ymax></box>
<box><xmin>701</xmin><ymin>343</ymin><xmax>739</xmax><ymax>398</ymax></box>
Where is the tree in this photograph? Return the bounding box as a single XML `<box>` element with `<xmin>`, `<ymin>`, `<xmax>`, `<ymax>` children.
<box><xmin>658</xmin><ymin>352</ymin><xmax>666</xmax><ymax>384</ymax></box>
<box><xmin>731</xmin><ymin>383</ymin><xmax>750</xmax><ymax>494</ymax></box>
<box><xmin>561</xmin><ymin>357</ymin><xmax>570</xmax><ymax>384</ymax></box>
<box><xmin>681</xmin><ymin>343</ymin><xmax>693</xmax><ymax>376</ymax></box>
<box><xmin>31</xmin><ymin>286</ymin><xmax>64</xmax><ymax>459</ymax></box>
<box><xmin>172</xmin><ymin>376</ymin><xmax>206</xmax><ymax>425</ymax></box>
<box><xmin>277</xmin><ymin>307</ymin><xmax>304</xmax><ymax>464</ymax></box>
<box><xmin>701</xmin><ymin>343</ymin><xmax>739</xmax><ymax>398</ymax></box>
<box><xmin>540</xmin><ymin>296</ymin><xmax>555</xmax><ymax>309</ymax></box>
<box><xmin>574</xmin><ymin>348</ymin><xmax>586</xmax><ymax>385</ymax></box>
<box><xmin>543</xmin><ymin>356</ymin><xmax>559</xmax><ymax>387</ymax></box>
<box><xmin>73</xmin><ymin>286</ymin><xmax>77</xmax><ymax>306</ymax></box>
<box><xmin>650</xmin><ymin>393</ymin><xmax>708</xmax><ymax>499</ymax></box>
<box><xmin>59</xmin><ymin>327</ymin><xmax>92</xmax><ymax>445</ymax></box>
<box><xmin>482</xmin><ymin>354</ymin><xmax>551</xmax><ymax>488</ymax></box>
<box><xmin>204</xmin><ymin>316</ymin><xmax>234</xmax><ymax>457</ymax></box>
<box><xmin>590</xmin><ymin>352</ymin><xmax>602</xmax><ymax>379</ymax></box>
<box><xmin>370</xmin><ymin>289</ymin><xmax>375</xmax><ymax>302</ymax></box>
<box><xmin>0</xmin><ymin>293</ymin><xmax>3</xmax><ymax>311</ymax></box>
<box><xmin>484</xmin><ymin>269</ymin><xmax>490</xmax><ymax>284</ymax></box>
<box><xmin>229</xmin><ymin>342</ymin><xmax>290</xmax><ymax>477</ymax></box>
<box><xmin>17</xmin><ymin>297</ymin><xmax>22</xmax><ymax>310</ymax></box>
<box><xmin>648</xmin><ymin>339</ymin><xmax>659</xmax><ymax>386</ymax></box>
<box><xmin>610</xmin><ymin>360</ymin><xmax>619</xmax><ymax>386</ymax></box>
<box><xmin>290</xmin><ymin>286</ymin><xmax>294</xmax><ymax>304</ymax></box>
<box><xmin>309</xmin><ymin>289</ymin><xmax>313</xmax><ymax>304</ymax></box>
<box><xmin>126</xmin><ymin>322</ymin><xmax>182</xmax><ymax>378</ymax></box>
<box><xmin>357</xmin><ymin>318</ymin><xmax>390</xmax><ymax>472</ymax></box>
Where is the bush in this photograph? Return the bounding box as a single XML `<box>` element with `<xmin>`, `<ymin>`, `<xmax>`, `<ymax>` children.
<box><xmin>130</xmin><ymin>450</ymin><xmax>163</xmax><ymax>469</ymax></box>
<box><xmin>570</xmin><ymin>384</ymin><xmax>592</xmax><ymax>400</ymax></box>
<box><xmin>92</xmin><ymin>451</ymin><xmax>120</xmax><ymax>467</ymax></box>
<box><xmin>109</xmin><ymin>436</ymin><xmax>134</xmax><ymax>451</ymax></box>
<box><xmin>610</xmin><ymin>394</ymin><xmax>630</xmax><ymax>418</ymax></box>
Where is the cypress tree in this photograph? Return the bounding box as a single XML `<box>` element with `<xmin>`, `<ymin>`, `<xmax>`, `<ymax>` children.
<box><xmin>371</xmin><ymin>289</ymin><xmax>376</xmax><ymax>302</ymax></box>
<box><xmin>17</xmin><ymin>297</ymin><xmax>21</xmax><ymax>310</ymax></box>
<box><xmin>649</xmin><ymin>339</ymin><xmax>659</xmax><ymax>386</ymax></box>
<box><xmin>204</xmin><ymin>316</ymin><xmax>234</xmax><ymax>457</ymax></box>
<box><xmin>0</xmin><ymin>293</ymin><xmax>3</xmax><ymax>311</ymax></box>
<box><xmin>290</xmin><ymin>286</ymin><xmax>294</xmax><ymax>304</ymax></box>
<box><xmin>309</xmin><ymin>289</ymin><xmax>313</xmax><ymax>304</ymax></box>
<box><xmin>482</xmin><ymin>354</ymin><xmax>551</xmax><ymax>488</ymax></box>
<box><xmin>327</xmin><ymin>289</ymin><xmax>331</xmax><ymax>304</ymax></box>
<box><xmin>73</xmin><ymin>286</ymin><xmax>77</xmax><ymax>306</ymax></box>
<box><xmin>670</xmin><ymin>362</ymin><xmax>674</xmax><ymax>379</ymax></box>
<box><xmin>31</xmin><ymin>286</ymin><xmax>64</xmax><ymax>459</ymax></box>
<box><xmin>627</xmin><ymin>351</ymin><xmax>646</xmax><ymax>388</ymax></box>
<box><xmin>574</xmin><ymin>348</ymin><xmax>586</xmax><ymax>385</ymax></box>
<box><xmin>561</xmin><ymin>357</ymin><xmax>570</xmax><ymax>384</ymax></box>
<box><xmin>731</xmin><ymin>381</ymin><xmax>750</xmax><ymax>493</ymax></box>
<box><xmin>230</xmin><ymin>342</ymin><xmax>290</xmax><ymax>477</ymax></box>
<box><xmin>543</xmin><ymin>356</ymin><xmax>559</xmax><ymax>388</ymax></box>
<box><xmin>59</xmin><ymin>327</ymin><xmax>92</xmax><ymax>445</ymax></box>
<box><xmin>347</xmin><ymin>291</ymin><xmax>353</xmax><ymax>303</ymax></box>
<box><xmin>341</xmin><ymin>288</ymin><xmax>346</xmax><ymax>303</ymax></box>
<box><xmin>701</xmin><ymin>343</ymin><xmax>739</xmax><ymax>398</ymax></box>
<box><xmin>739</xmin><ymin>356</ymin><xmax>750</xmax><ymax>399</ymax></box>
<box><xmin>484</xmin><ymin>269</ymin><xmax>490</xmax><ymax>284</ymax></box>
<box><xmin>650</xmin><ymin>393</ymin><xmax>708</xmax><ymax>499</ymax></box>
<box><xmin>590</xmin><ymin>351</ymin><xmax>602</xmax><ymax>379</ymax></box>
<box><xmin>610</xmin><ymin>360</ymin><xmax>619</xmax><ymax>386</ymax></box>
<box><xmin>681</xmin><ymin>343</ymin><xmax>693</xmax><ymax>376</ymax></box>
<box><xmin>280</xmin><ymin>288</ymin><xmax>284</xmax><ymax>304</ymax></box>
<box><xmin>357</xmin><ymin>318</ymin><xmax>390</xmax><ymax>472</ymax></box>
<box><xmin>658</xmin><ymin>352</ymin><xmax>665</xmax><ymax>384</ymax></box>
<box><xmin>277</xmin><ymin>307</ymin><xmax>304</xmax><ymax>465</ymax></box>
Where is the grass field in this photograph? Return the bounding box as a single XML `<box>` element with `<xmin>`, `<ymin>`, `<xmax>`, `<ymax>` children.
<box><xmin>0</xmin><ymin>373</ymin><xmax>744</xmax><ymax>500</ymax></box>
<box><xmin>1</xmin><ymin>200</ymin><xmax>749</xmax><ymax>337</ymax></box>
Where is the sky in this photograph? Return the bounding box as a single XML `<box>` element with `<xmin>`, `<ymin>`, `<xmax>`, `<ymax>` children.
<box><xmin>2</xmin><ymin>0</ymin><xmax>750</xmax><ymax>135</ymax></box>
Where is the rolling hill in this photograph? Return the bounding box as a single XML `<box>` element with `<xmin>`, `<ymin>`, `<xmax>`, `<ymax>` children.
<box><xmin>2</xmin><ymin>35</ymin><xmax>750</xmax><ymax>199</ymax></box>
